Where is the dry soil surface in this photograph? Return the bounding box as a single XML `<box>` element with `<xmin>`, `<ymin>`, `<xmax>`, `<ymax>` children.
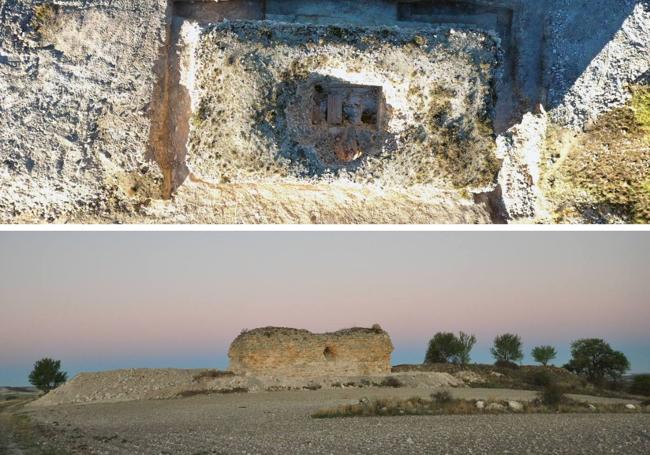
<box><xmin>13</xmin><ymin>387</ymin><xmax>650</xmax><ymax>454</ymax></box>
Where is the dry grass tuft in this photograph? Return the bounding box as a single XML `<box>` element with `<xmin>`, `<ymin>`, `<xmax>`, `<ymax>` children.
<box><xmin>542</xmin><ymin>85</ymin><xmax>650</xmax><ymax>223</ymax></box>
<box><xmin>192</xmin><ymin>370</ymin><xmax>235</xmax><ymax>382</ymax></box>
<box><xmin>31</xmin><ymin>4</ymin><xmax>59</xmax><ymax>39</ymax></box>
<box><xmin>311</xmin><ymin>395</ymin><xmax>648</xmax><ymax>419</ymax></box>
<box><xmin>177</xmin><ymin>387</ymin><xmax>248</xmax><ymax>398</ymax></box>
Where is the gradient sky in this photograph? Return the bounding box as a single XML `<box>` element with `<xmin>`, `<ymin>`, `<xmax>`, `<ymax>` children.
<box><xmin>0</xmin><ymin>232</ymin><xmax>648</xmax><ymax>386</ymax></box>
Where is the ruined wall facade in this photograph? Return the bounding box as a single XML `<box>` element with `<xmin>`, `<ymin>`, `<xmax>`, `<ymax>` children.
<box><xmin>228</xmin><ymin>326</ymin><xmax>394</xmax><ymax>377</ymax></box>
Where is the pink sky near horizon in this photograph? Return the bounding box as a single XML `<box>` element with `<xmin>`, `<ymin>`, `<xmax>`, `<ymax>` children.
<box><xmin>1</xmin><ymin>232</ymin><xmax>648</xmax><ymax>378</ymax></box>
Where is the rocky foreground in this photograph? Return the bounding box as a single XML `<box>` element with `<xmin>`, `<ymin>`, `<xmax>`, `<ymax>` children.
<box><xmin>29</xmin><ymin>368</ymin><xmax>465</xmax><ymax>406</ymax></box>
<box><xmin>7</xmin><ymin>388</ymin><xmax>650</xmax><ymax>454</ymax></box>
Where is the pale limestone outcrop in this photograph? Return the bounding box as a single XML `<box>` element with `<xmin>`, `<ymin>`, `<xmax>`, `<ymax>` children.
<box><xmin>228</xmin><ymin>326</ymin><xmax>394</xmax><ymax>377</ymax></box>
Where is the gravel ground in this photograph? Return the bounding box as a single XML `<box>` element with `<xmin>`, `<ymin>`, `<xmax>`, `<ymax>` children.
<box><xmin>17</xmin><ymin>388</ymin><xmax>650</xmax><ymax>454</ymax></box>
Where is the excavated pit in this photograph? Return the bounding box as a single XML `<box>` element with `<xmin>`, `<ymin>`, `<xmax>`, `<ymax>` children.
<box><xmin>147</xmin><ymin>0</ymin><xmax>540</xmax><ymax>221</ymax></box>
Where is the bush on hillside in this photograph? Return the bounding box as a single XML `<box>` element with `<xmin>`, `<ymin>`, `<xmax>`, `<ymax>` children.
<box><xmin>491</xmin><ymin>334</ymin><xmax>524</xmax><ymax>364</ymax></box>
<box><xmin>532</xmin><ymin>345</ymin><xmax>557</xmax><ymax>366</ymax></box>
<box><xmin>630</xmin><ymin>375</ymin><xmax>650</xmax><ymax>396</ymax></box>
<box><xmin>564</xmin><ymin>339</ymin><xmax>630</xmax><ymax>385</ymax></box>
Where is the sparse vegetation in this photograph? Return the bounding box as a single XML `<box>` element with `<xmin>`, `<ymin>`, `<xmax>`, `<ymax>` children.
<box><xmin>303</xmin><ymin>383</ymin><xmax>322</xmax><ymax>391</ymax></box>
<box><xmin>431</xmin><ymin>390</ymin><xmax>453</xmax><ymax>404</ymax></box>
<box><xmin>629</xmin><ymin>375</ymin><xmax>650</xmax><ymax>396</ymax></box>
<box><xmin>177</xmin><ymin>387</ymin><xmax>248</xmax><ymax>398</ymax></box>
<box><xmin>532</xmin><ymin>345</ymin><xmax>557</xmax><ymax>366</ymax></box>
<box><xmin>311</xmin><ymin>395</ymin><xmax>647</xmax><ymax>419</ymax></box>
<box><xmin>540</xmin><ymin>382</ymin><xmax>566</xmax><ymax>408</ymax></box>
<box><xmin>541</xmin><ymin>85</ymin><xmax>650</xmax><ymax>223</ymax></box>
<box><xmin>491</xmin><ymin>334</ymin><xmax>524</xmax><ymax>365</ymax></box>
<box><xmin>29</xmin><ymin>358</ymin><xmax>67</xmax><ymax>393</ymax></box>
<box><xmin>379</xmin><ymin>377</ymin><xmax>404</xmax><ymax>388</ymax></box>
<box><xmin>527</xmin><ymin>370</ymin><xmax>553</xmax><ymax>387</ymax></box>
<box><xmin>564</xmin><ymin>339</ymin><xmax>630</xmax><ymax>385</ymax></box>
<box><xmin>31</xmin><ymin>4</ymin><xmax>59</xmax><ymax>39</ymax></box>
<box><xmin>192</xmin><ymin>370</ymin><xmax>235</xmax><ymax>382</ymax></box>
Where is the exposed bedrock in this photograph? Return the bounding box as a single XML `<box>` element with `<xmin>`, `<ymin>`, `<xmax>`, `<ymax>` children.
<box><xmin>0</xmin><ymin>0</ymin><xmax>647</xmax><ymax>223</ymax></box>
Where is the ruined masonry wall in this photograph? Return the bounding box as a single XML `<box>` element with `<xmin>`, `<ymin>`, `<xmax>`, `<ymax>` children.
<box><xmin>228</xmin><ymin>327</ymin><xmax>394</xmax><ymax>377</ymax></box>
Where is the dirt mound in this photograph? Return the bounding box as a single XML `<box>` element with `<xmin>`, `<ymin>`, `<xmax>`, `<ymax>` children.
<box><xmin>393</xmin><ymin>363</ymin><xmax>584</xmax><ymax>390</ymax></box>
<box><xmin>29</xmin><ymin>368</ymin><xmax>466</xmax><ymax>407</ymax></box>
<box><xmin>30</xmin><ymin>369</ymin><xmax>204</xmax><ymax>406</ymax></box>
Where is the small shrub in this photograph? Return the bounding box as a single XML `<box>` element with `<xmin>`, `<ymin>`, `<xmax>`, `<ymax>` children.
<box><xmin>528</xmin><ymin>370</ymin><xmax>552</xmax><ymax>387</ymax></box>
<box><xmin>303</xmin><ymin>383</ymin><xmax>322</xmax><ymax>391</ymax></box>
<box><xmin>219</xmin><ymin>387</ymin><xmax>248</xmax><ymax>394</ymax></box>
<box><xmin>494</xmin><ymin>360</ymin><xmax>519</xmax><ymax>370</ymax></box>
<box><xmin>178</xmin><ymin>386</ymin><xmax>248</xmax><ymax>398</ymax></box>
<box><xmin>541</xmin><ymin>383</ymin><xmax>565</xmax><ymax>407</ymax></box>
<box><xmin>630</xmin><ymin>375</ymin><xmax>650</xmax><ymax>396</ymax></box>
<box><xmin>31</xmin><ymin>4</ymin><xmax>58</xmax><ymax>35</ymax></box>
<box><xmin>431</xmin><ymin>391</ymin><xmax>453</xmax><ymax>404</ymax></box>
<box><xmin>192</xmin><ymin>370</ymin><xmax>234</xmax><ymax>382</ymax></box>
<box><xmin>380</xmin><ymin>377</ymin><xmax>403</xmax><ymax>388</ymax></box>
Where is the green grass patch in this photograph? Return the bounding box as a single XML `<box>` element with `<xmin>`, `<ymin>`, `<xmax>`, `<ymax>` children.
<box><xmin>541</xmin><ymin>85</ymin><xmax>650</xmax><ymax>223</ymax></box>
<box><xmin>631</xmin><ymin>85</ymin><xmax>650</xmax><ymax>136</ymax></box>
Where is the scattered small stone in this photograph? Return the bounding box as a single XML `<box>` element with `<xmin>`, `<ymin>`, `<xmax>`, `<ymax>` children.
<box><xmin>475</xmin><ymin>400</ymin><xmax>485</xmax><ymax>409</ymax></box>
<box><xmin>625</xmin><ymin>404</ymin><xmax>636</xmax><ymax>410</ymax></box>
<box><xmin>486</xmin><ymin>403</ymin><xmax>505</xmax><ymax>411</ymax></box>
<box><xmin>406</xmin><ymin>437</ymin><xmax>414</xmax><ymax>445</ymax></box>
<box><xmin>587</xmin><ymin>404</ymin><xmax>597</xmax><ymax>411</ymax></box>
<box><xmin>508</xmin><ymin>401</ymin><xmax>523</xmax><ymax>411</ymax></box>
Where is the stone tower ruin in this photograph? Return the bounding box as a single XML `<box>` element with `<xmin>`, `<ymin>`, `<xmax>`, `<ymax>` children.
<box><xmin>228</xmin><ymin>325</ymin><xmax>394</xmax><ymax>377</ymax></box>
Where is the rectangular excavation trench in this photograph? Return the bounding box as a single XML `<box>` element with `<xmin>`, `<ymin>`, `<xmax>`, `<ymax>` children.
<box><xmin>149</xmin><ymin>0</ymin><xmax>266</xmax><ymax>198</ymax></box>
<box><xmin>149</xmin><ymin>0</ymin><xmax>537</xmax><ymax>199</ymax></box>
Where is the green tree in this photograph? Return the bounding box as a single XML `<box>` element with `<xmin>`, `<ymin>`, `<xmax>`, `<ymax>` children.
<box><xmin>424</xmin><ymin>332</ymin><xmax>476</xmax><ymax>365</ymax></box>
<box><xmin>29</xmin><ymin>358</ymin><xmax>67</xmax><ymax>393</ymax></box>
<box><xmin>455</xmin><ymin>332</ymin><xmax>477</xmax><ymax>365</ymax></box>
<box><xmin>564</xmin><ymin>339</ymin><xmax>629</xmax><ymax>384</ymax></box>
<box><xmin>532</xmin><ymin>345</ymin><xmax>557</xmax><ymax>366</ymax></box>
<box><xmin>491</xmin><ymin>333</ymin><xmax>523</xmax><ymax>364</ymax></box>
<box><xmin>424</xmin><ymin>332</ymin><xmax>458</xmax><ymax>364</ymax></box>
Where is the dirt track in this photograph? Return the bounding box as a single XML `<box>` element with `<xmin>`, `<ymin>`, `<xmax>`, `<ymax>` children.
<box><xmin>7</xmin><ymin>387</ymin><xmax>649</xmax><ymax>454</ymax></box>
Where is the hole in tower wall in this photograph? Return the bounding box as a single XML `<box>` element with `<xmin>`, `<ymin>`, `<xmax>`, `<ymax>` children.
<box><xmin>323</xmin><ymin>346</ymin><xmax>337</xmax><ymax>360</ymax></box>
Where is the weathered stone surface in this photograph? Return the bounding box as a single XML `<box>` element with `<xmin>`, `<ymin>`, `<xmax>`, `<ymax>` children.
<box><xmin>0</xmin><ymin>0</ymin><xmax>647</xmax><ymax>224</ymax></box>
<box><xmin>228</xmin><ymin>326</ymin><xmax>394</xmax><ymax>377</ymax></box>
<box><xmin>508</xmin><ymin>400</ymin><xmax>524</xmax><ymax>411</ymax></box>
